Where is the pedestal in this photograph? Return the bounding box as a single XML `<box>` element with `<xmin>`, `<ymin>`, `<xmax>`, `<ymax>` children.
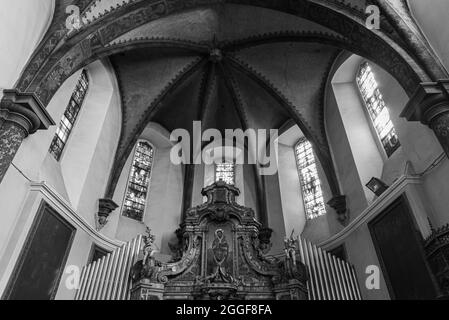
<box><xmin>130</xmin><ymin>279</ymin><xmax>165</xmax><ymax>300</ymax></box>
<box><xmin>274</xmin><ymin>280</ymin><xmax>308</xmax><ymax>300</ymax></box>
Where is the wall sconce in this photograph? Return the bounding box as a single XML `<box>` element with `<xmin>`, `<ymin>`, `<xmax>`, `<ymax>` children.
<box><xmin>366</xmin><ymin>178</ymin><xmax>389</xmax><ymax>197</ymax></box>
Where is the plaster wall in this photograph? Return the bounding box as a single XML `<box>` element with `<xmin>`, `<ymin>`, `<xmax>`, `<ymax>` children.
<box><xmin>371</xmin><ymin>63</ymin><xmax>449</xmax><ymax>228</ymax></box>
<box><xmin>0</xmin><ymin>0</ymin><xmax>54</xmax><ymax>94</ymax></box>
<box><xmin>0</xmin><ymin>61</ymin><xmax>122</xmax><ymax>299</ymax></box>
<box><xmin>0</xmin><ymin>60</ymin><xmax>120</xmax><ymax>257</ymax></box>
<box><xmin>325</xmin><ymin>53</ymin><xmax>449</xmax><ymax>299</ymax></box>
<box><xmin>325</xmin><ymin>80</ymin><xmax>368</xmax><ymax>224</ymax></box>
<box><xmin>111</xmin><ymin>124</ymin><xmax>184</xmax><ymax>255</ymax></box>
<box><xmin>275</xmin><ymin>125</ymin><xmax>334</xmax><ymax>246</ymax></box>
<box><xmin>409</xmin><ymin>0</ymin><xmax>449</xmax><ymax>72</ymax></box>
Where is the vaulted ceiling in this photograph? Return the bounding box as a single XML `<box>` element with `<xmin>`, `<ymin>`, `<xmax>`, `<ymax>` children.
<box><xmin>14</xmin><ymin>0</ymin><xmax>448</xmax><ymax>199</ymax></box>
<box><xmin>107</xmin><ymin>5</ymin><xmax>340</xmax><ymax>195</ymax></box>
<box><xmin>109</xmin><ymin>5</ymin><xmax>340</xmax><ymax>156</ymax></box>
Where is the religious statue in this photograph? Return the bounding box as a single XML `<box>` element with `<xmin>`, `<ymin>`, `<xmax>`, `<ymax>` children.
<box><xmin>202</xmin><ymin>229</ymin><xmax>234</xmax><ymax>284</ymax></box>
<box><xmin>212</xmin><ymin>229</ymin><xmax>229</xmax><ymax>266</ymax></box>
<box><xmin>282</xmin><ymin>230</ymin><xmax>307</xmax><ymax>283</ymax></box>
<box><xmin>131</xmin><ymin>227</ymin><xmax>161</xmax><ymax>282</ymax></box>
<box><xmin>284</xmin><ymin>230</ymin><xmax>297</xmax><ymax>266</ymax></box>
<box><xmin>142</xmin><ymin>227</ymin><xmax>158</xmax><ymax>266</ymax></box>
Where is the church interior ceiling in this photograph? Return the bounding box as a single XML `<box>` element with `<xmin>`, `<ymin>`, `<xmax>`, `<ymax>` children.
<box><xmin>14</xmin><ymin>0</ymin><xmax>449</xmax><ymax>198</ymax></box>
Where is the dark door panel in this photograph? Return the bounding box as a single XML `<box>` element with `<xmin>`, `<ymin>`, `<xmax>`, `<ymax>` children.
<box><xmin>369</xmin><ymin>195</ymin><xmax>438</xmax><ymax>300</ymax></box>
<box><xmin>3</xmin><ymin>202</ymin><xmax>76</xmax><ymax>300</ymax></box>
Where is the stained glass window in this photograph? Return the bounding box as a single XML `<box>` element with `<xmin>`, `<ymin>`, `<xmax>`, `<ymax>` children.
<box><xmin>49</xmin><ymin>70</ymin><xmax>89</xmax><ymax>161</ymax></box>
<box><xmin>122</xmin><ymin>141</ymin><xmax>154</xmax><ymax>222</ymax></box>
<box><xmin>215</xmin><ymin>162</ymin><xmax>235</xmax><ymax>185</ymax></box>
<box><xmin>295</xmin><ymin>138</ymin><xmax>326</xmax><ymax>220</ymax></box>
<box><xmin>356</xmin><ymin>62</ymin><xmax>400</xmax><ymax>157</ymax></box>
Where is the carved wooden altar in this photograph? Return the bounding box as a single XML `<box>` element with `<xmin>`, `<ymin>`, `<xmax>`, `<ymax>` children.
<box><xmin>130</xmin><ymin>181</ymin><xmax>308</xmax><ymax>300</ymax></box>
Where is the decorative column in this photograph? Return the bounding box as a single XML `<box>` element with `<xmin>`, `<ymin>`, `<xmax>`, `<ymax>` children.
<box><xmin>0</xmin><ymin>90</ymin><xmax>54</xmax><ymax>183</ymax></box>
<box><xmin>130</xmin><ymin>279</ymin><xmax>165</xmax><ymax>300</ymax></box>
<box><xmin>401</xmin><ymin>80</ymin><xmax>449</xmax><ymax>157</ymax></box>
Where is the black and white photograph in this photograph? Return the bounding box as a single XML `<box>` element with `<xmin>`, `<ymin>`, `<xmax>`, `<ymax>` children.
<box><xmin>0</xmin><ymin>0</ymin><xmax>448</xmax><ymax>307</ymax></box>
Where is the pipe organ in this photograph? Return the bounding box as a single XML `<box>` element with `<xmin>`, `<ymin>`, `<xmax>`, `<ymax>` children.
<box><xmin>75</xmin><ymin>236</ymin><xmax>144</xmax><ymax>300</ymax></box>
<box><xmin>297</xmin><ymin>237</ymin><xmax>361</xmax><ymax>300</ymax></box>
<box><xmin>75</xmin><ymin>182</ymin><xmax>361</xmax><ymax>300</ymax></box>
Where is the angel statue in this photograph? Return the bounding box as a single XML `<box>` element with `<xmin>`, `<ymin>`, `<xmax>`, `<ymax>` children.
<box><xmin>284</xmin><ymin>230</ymin><xmax>298</xmax><ymax>266</ymax></box>
<box><xmin>131</xmin><ymin>227</ymin><xmax>161</xmax><ymax>282</ymax></box>
<box><xmin>282</xmin><ymin>230</ymin><xmax>307</xmax><ymax>282</ymax></box>
<box><xmin>142</xmin><ymin>227</ymin><xmax>158</xmax><ymax>266</ymax></box>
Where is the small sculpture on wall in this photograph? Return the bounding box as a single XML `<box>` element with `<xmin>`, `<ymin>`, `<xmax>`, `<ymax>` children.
<box><xmin>328</xmin><ymin>195</ymin><xmax>349</xmax><ymax>226</ymax></box>
<box><xmin>96</xmin><ymin>198</ymin><xmax>118</xmax><ymax>231</ymax></box>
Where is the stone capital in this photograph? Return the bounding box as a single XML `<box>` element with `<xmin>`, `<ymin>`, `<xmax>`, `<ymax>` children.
<box><xmin>401</xmin><ymin>80</ymin><xmax>449</xmax><ymax>125</ymax></box>
<box><xmin>0</xmin><ymin>89</ymin><xmax>55</xmax><ymax>136</ymax></box>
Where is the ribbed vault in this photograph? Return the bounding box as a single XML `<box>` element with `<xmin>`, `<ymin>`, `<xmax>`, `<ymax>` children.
<box><xmin>10</xmin><ymin>0</ymin><xmax>449</xmax><ymax>206</ymax></box>
<box><xmin>107</xmin><ymin>46</ymin><xmax>339</xmax><ymax>200</ymax></box>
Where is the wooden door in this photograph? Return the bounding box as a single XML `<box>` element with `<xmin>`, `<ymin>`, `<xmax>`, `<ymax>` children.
<box><xmin>3</xmin><ymin>202</ymin><xmax>76</xmax><ymax>300</ymax></box>
<box><xmin>369</xmin><ymin>195</ymin><xmax>438</xmax><ymax>300</ymax></box>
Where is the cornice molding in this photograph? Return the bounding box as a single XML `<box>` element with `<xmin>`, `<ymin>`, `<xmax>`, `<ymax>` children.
<box><xmin>0</xmin><ymin>90</ymin><xmax>55</xmax><ymax>136</ymax></box>
<box><xmin>400</xmin><ymin>80</ymin><xmax>449</xmax><ymax>124</ymax></box>
<box><xmin>29</xmin><ymin>181</ymin><xmax>124</xmax><ymax>250</ymax></box>
<box><xmin>318</xmin><ymin>174</ymin><xmax>423</xmax><ymax>249</ymax></box>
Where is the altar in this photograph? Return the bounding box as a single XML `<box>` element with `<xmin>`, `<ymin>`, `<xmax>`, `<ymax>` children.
<box><xmin>130</xmin><ymin>181</ymin><xmax>308</xmax><ymax>300</ymax></box>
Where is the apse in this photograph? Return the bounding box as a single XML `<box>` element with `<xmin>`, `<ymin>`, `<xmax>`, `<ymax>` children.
<box><xmin>1</xmin><ymin>0</ymin><xmax>449</xmax><ymax>302</ymax></box>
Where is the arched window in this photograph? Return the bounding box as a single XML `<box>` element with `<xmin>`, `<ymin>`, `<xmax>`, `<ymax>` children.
<box><xmin>215</xmin><ymin>162</ymin><xmax>235</xmax><ymax>185</ymax></box>
<box><xmin>356</xmin><ymin>62</ymin><xmax>400</xmax><ymax>157</ymax></box>
<box><xmin>49</xmin><ymin>70</ymin><xmax>89</xmax><ymax>161</ymax></box>
<box><xmin>295</xmin><ymin>138</ymin><xmax>326</xmax><ymax>220</ymax></box>
<box><xmin>122</xmin><ymin>141</ymin><xmax>154</xmax><ymax>222</ymax></box>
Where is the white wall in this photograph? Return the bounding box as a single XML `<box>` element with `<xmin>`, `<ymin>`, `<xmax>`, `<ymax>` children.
<box><xmin>111</xmin><ymin>123</ymin><xmax>184</xmax><ymax>255</ymax></box>
<box><xmin>408</xmin><ymin>0</ymin><xmax>449</xmax><ymax>72</ymax></box>
<box><xmin>0</xmin><ymin>0</ymin><xmax>54</xmax><ymax>93</ymax></box>
<box><xmin>332</xmin><ymin>55</ymin><xmax>384</xmax><ymax>204</ymax></box>
<box><xmin>40</xmin><ymin>61</ymin><xmax>122</xmax><ymax>225</ymax></box>
<box><xmin>0</xmin><ymin>59</ymin><xmax>123</xmax><ymax>298</ymax></box>
<box><xmin>325</xmin><ymin>50</ymin><xmax>449</xmax><ymax>299</ymax></box>
<box><xmin>275</xmin><ymin>124</ymin><xmax>333</xmax><ymax>246</ymax></box>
